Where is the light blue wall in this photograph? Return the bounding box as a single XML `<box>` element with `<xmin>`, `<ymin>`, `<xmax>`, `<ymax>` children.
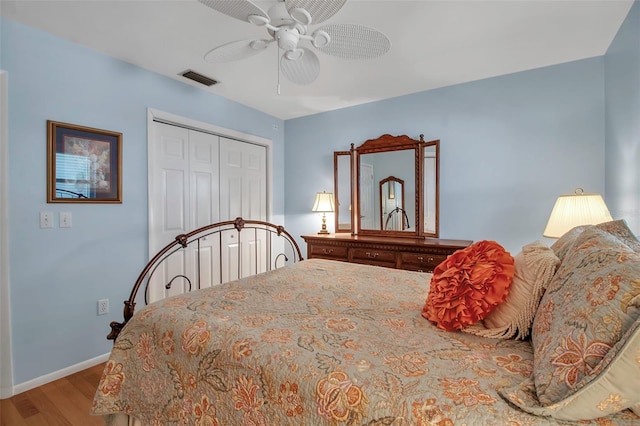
<box><xmin>605</xmin><ymin>0</ymin><xmax>640</xmax><ymax>233</ymax></box>
<box><xmin>1</xmin><ymin>18</ymin><xmax>285</xmax><ymax>384</ymax></box>
<box><xmin>285</xmin><ymin>58</ymin><xmax>606</xmax><ymax>253</ymax></box>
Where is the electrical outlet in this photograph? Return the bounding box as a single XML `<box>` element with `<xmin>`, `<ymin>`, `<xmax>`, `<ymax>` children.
<box><xmin>97</xmin><ymin>299</ymin><xmax>109</xmax><ymax>315</ymax></box>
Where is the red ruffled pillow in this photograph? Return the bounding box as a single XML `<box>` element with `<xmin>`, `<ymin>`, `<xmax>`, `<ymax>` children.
<box><xmin>422</xmin><ymin>240</ymin><xmax>515</xmax><ymax>331</ymax></box>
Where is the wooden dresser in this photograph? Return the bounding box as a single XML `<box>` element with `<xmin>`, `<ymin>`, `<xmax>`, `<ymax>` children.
<box><xmin>301</xmin><ymin>234</ymin><xmax>472</xmax><ymax>273</ymax></box>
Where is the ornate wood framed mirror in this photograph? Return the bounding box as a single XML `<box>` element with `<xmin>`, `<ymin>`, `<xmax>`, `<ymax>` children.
<box><xmin>333</xmin><ymin>133</ymin><xmax>439</xmax><ymax>238</ymax></box>
<box><xmin>351</xmin><ymin>134</ymin><xmax>439</xmax><ymax>238</ymax></box>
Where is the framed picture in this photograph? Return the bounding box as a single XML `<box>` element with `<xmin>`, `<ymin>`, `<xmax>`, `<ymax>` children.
<box><xmin>47</xmin><ymin>120</ymin><xmax>122</xmax><ymax>203</ymax></box>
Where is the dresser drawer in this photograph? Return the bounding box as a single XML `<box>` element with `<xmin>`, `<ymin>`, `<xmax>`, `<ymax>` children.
<box><xmin>401</xmin><ymin>263</ymin><xmax>438</xmax><ymax>273</ymax></box>
<box><xmin>351</xmin><ymin>248</ymin><xmax>396</xmax><ymax>264</ymax></box>
<box><xmin>309</xmin><ymin>244</ymin><xmax>349</xmax><ymax>260</ymax></box>
<box><xmin>401</xmin><ymin>252</ymin><xmax>447</xmax><ymax>269</ymax></box>
<box><xmin>351</xmin><ymin>258</ymin><xmax>397</xmax><ymax>269</ymax></box>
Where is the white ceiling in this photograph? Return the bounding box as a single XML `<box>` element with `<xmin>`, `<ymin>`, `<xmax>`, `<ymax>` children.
<box><xmin>1</xmin><ymin>0</ymin><xmax>634</xmax><ymax>120</ymax></box>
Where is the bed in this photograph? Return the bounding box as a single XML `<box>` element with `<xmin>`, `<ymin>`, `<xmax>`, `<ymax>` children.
<box><xmin>92</xmin><ymin>218</ymin><xmax>640</xmax><ymax>425</ymax></box>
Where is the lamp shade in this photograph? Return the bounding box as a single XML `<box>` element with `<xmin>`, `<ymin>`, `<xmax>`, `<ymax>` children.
<box><xmin>543</xmin><ymin>189</ymin><xmax>612</xmax><ymax>238</ymax></box>
<box><xmin>312</xmin><ymin>191</ymin><xmax>335</xmax><ymax>213</ymax></box>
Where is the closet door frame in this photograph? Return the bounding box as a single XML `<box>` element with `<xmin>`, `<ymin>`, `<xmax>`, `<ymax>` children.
<box><xmin>146</xmin><ymin>108</ymin><xmax>273</xmax><ymax>258</ymax></box>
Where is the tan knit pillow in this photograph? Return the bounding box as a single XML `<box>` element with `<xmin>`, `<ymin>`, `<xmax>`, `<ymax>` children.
<box><xmin>632</xmin><ymin>403</ymin><xmax>640</xmax><ymax>416</ymax></box>
<box><xmin>463</xmin><ymin>241</ymin><xmax>559</xmax><ymax>339</ymax></box>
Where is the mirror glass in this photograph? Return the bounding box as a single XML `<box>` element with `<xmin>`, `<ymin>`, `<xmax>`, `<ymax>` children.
<box><xmin>348</xmin><ymin>134</ymin><xmax>439</xmax><ymax>238</ymax></box>
<box><xmin>423</xmin><ymin>143</ymin><xmax>438</xmax><ymax>236</ymax></box>
<box><xmin>334</xmin><ymin>151</ymin><xmax>352</xmax><ymax>233</ymax></box>
<box><xmin>380</xmin><ymin>176</ymin><xmax>406</xmax><ymax>230</ymax></box>
<box><xmin>359</xmin><ymin>149</ymin><xmax>415</xmax><ymax>233</ymax></box>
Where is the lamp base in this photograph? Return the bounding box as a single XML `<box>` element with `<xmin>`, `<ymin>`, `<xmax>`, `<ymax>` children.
<box><xmin>317</xmin><ymin>213</ymin><xmax>329</xmax><ymax>234</ymax></box>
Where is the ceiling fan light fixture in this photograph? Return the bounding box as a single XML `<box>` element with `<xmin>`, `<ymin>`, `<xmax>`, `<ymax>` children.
<box><xmin>311</xmin><ymin>30</ymin><xmax>330</xmax><ymax>48</ymax></box>
<box><xmin>289</xmin><ymin>7</ymin><xmax>312</xmax><ymax>26</ymax></box>
<box><xmin>267</xmin><ymin>2</ymin><xmax>294</xmax><ymax>26</ymax></box>
<box><xmin>249</xmin><ymin>39</ymin><xmax>269</xmax><ymax>50</ymax></box>
<box><xmin>284</xmin><ymin>48</ymin><xmax>304</xmax><ymax>60</ymax></box>
<box><xmin>247</xmin><ymin>14</ymin><xmax>269</xmax><ymax>26</ymax></box>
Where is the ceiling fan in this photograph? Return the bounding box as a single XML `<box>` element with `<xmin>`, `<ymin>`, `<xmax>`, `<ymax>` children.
<box><xmin>198</xmin><ymin>0</ymin><xmax>391</xmax><ymax>86</ymax></box>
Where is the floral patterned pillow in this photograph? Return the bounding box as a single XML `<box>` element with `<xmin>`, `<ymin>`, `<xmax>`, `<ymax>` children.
<box><xmin>550</xmin><ymin>225</ymin><xmax>587</xmax><ymax>261</ymax></box>
<box><xmin>550</xmin><ymin>220</ymin><xmax>639</xmax><ymax>262</ymax></box>
<box><xmin>422</xmin><ymin>240</ymin><xmax>514</xmax><ymax>331</ymax></box>
<box><xmin>501</xmin><ymin>316</ymin><xmax>640</xmax><ymax>421</ymax></box>
<box><xmin>530</xmin><ymin>222</ymin><xmax>640</xmax><ymax>417</ymax></box>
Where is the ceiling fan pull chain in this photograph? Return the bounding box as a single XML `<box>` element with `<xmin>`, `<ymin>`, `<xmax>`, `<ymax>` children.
<box><xmin>276</xmin><ymin>41</ymin><xmax>281</xmax><ymax>95</ymax></box>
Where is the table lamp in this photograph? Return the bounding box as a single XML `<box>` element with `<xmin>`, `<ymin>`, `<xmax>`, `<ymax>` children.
<box><xmin>543</xmin><ymin>188</ymin><xmax>612</xmax><ymax>238</ymax></box>
<box><xmin>312</xmin><ymin>191</ymin><xmax>335</xmax><ymax>234</ymax></box>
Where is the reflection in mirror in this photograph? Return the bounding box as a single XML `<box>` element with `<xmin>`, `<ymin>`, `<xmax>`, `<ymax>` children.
<box><xmin>352</xmin><ymin>134</ymin><xmax>439</xmax><ymax>238</ymax></box>
<box><xmin>380</xmin><ymin>176</ymin><xmax>406</xmax><ymax>230</ymax></box>
<box><xmin>333</xmin><ymin>151</ymin><xmax>352</xmax><ymax>233</ymax></box>
<box><xmin>359</xmin><ymin>149</ymin><xmax>415</xmax><ymax>233</ymax></box>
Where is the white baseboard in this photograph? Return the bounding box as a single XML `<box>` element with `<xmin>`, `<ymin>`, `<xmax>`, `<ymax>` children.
<box><xmin>8</xmin><ymin>352</ymin><xmax>110</xmax><ymax>398</ymax></box>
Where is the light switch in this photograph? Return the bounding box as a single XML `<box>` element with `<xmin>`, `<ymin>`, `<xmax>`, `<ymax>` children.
<box><xmin>60</xmin><ymin>212</ymin><xmax>72</xmax><ymax>228</ymax></box>
<box><xmin>40</xmin><ymin>211</ymin><xmax>53</xmax><ymax>229</ymax></box>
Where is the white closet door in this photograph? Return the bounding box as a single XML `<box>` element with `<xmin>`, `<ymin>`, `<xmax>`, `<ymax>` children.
<box><xmin>219</xmin><ymin>137</ymin><xmax>267</xmax><ymax>281</ymax></box>
<box><xmin>149</xmin><ymin>122</ymin><xmax>270</xmax><ymax>294</ymax></box>
<box><xmin>149</xmin><ymin>123</ymin><xmax>220</xmax><ymax>301</ymax></box>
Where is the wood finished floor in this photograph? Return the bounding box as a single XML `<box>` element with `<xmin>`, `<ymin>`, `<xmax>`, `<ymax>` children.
<box><xmin>0</xmin><ymin>362</ymin><xmax>105</xmax><ymax>426</ymax></box>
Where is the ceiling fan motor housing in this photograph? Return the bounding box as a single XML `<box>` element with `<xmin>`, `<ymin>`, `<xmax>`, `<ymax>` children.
<box><xmin>276</xmin><ymin>27</ymin><xmax>300</xmax><ymax>51</ymax></box>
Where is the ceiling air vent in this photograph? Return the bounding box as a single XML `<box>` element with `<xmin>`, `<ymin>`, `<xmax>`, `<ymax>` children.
<box><xmin>180</xmin><ymin>70</ymin><xmax>218</xmax><ymax>87</ymax></box>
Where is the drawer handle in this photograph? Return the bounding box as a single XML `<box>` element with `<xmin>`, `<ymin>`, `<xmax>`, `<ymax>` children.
<box><xmin>417</xmin><ymin>256</ymin><xmax>435</xmax><ymax>263</ymax></box>
<box><xmin>366</xmin><ymin>252</ymin><xmax>379</xmax><ymax>259</ymax></box>
<box><xmin>322</xmin><ymin>248</ymin><xmax>334</xmax><ymax>254</ymax></box>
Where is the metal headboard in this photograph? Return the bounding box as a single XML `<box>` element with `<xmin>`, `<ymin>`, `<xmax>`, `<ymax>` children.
<box><xmin>108</xmin><ymin>217</ymin><xmax>303</xmax><ymax>341</ymax></box>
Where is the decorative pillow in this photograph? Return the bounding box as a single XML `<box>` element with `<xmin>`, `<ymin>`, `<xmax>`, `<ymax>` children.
<box><xmin>422</xmin><ymin>240</ymin><xmax>514</xmax><ymax>331</ymax></box>
<box><xmin>550</xmin><ymin>224</ymin><xmax>587</xmax><ymax>262</ymax></box>
<box><xmin>463</xmin><ymin>241</ymin><xmax>559</xmax><ymax>340</ymax></box>
<box><xmin>501</xmin><ymin>316</ymin><xmax>640</xmax><ymax>421</ymax></box>
<box><xmin>593</xmin><ymin>219</ymin><xmax>640</xmax><ymax>251</ymax></box>
<box><xmin>550</xmin><ymin>220</ymin><xmax>639</xmax><ymax>262</ymax></box>
<box><xmin>530</xmin><ymin>221</ymin><xmax>640</xmax><ymax>418</ymax></box>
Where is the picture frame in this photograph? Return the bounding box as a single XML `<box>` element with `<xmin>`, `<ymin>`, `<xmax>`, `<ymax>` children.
<box><xmin>47</xmin><ymin>120</ymin><xmax>122</xmax><ymax>203</ymax></box>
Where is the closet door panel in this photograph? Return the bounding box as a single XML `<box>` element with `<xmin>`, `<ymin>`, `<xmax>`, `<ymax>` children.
<box><xmin>219</xmin><ymin>138</ymin><xmax>267</xmax><ymax>221</ymax></box>
<box><xmin>189</xmin><ymin>129</ymin><xmax>220</xmax><ymax>229</ymax></box>
<box><xmin>219</xmin><ymin>138</ymin><xmax>267</xmax><ymax>277</ymax></box>
<box><xmin>151</xmin><ymin>123</ymin><xmax>190</xmax><ymax>251</ymax></box>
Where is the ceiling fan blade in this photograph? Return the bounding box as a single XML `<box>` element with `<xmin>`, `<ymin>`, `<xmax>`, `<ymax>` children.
<box><xmin>280</xmin><ymin>47</ymin><xmax>320</xmax><ymax>85</ymax></box>
<box><xmin>204</xmin><ymin>39</ymin><xmax>271</xmax><ymax>63</ymax></box>
<box><xmin>198</xmin><ymin>0</ymin><xmax>269</xmax><ymax>24</ymax></box>
<box><xmin>315</xmin><ymin>23</ymin><xmax>391</xmax><ymax>59</ymax></box>
<box><xmin>284</xmin><ymin>0</ymin><xmax>347</xmax><ymax>25</ymax></box>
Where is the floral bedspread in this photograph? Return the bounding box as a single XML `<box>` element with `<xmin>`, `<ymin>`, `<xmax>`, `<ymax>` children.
<box><xmin>92</xmin><ymin>259</ymin><xmax>638</xmax><ymax>425</ymax></box>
